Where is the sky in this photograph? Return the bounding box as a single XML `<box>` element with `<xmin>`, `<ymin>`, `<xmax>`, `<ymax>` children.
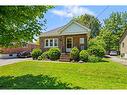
<box><xmin>43</xmin><ymin>6</ymin><xmax>127</xmax><ymax>32</ymax></box>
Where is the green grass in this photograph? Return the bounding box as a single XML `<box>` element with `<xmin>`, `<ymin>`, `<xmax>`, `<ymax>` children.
<box><xmin>0</xmin><ymin>59</ymin><xmax>127</xmax><ymax>89</ymax></box>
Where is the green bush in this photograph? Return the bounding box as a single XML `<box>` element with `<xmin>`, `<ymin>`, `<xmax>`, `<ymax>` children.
<box><xmin>70</xmin><ymin>47</ymin><xmax>79</xmax><ymax>61</ymax></box>
<box><xmin>79</xmin><ymin>50</ymin><xmax>89</xmax><ymax>62</ymax></box>
<box><xmin>88</xmin><ymin>55</ymin><xmax>101</xmax><ymax>63</ymax></box>
<box><xmin>88</xmin><ymin>45</ymin><xmax>105</xmax><ymax>58</ymax></box>
<box><xmin>88</xmin><ymin>38</ymin><xmax>106</xmax><ymax>49</ymax></box>
<box><xmin>31</xmin><ymin>48</ymin><xmax>42</xmax><ymax>60</ymax></box>
<box><xmin>38</xmin><ymin>51</ymin><xmax>49</xmax><ymax>60</ymax></box>
<box><xmin>48</xmin><ymin>48</ymin><xmax>61</xmax><ymax>60</ymax></box>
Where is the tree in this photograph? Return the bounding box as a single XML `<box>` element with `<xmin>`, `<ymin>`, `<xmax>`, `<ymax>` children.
<box><xmin>0</xmin><ymin>6</ymin><xmax>53</xmax><ymax>47</ymax></box>
<box><xmin>73</xmin><ymin>14</ymin><xmax>101</xmax><ymax>38</ymax></box>
<box><xmin>99</xmin><ymin>12</ymin><xmax>127</xmax><ymax>52</ymax></box>
<box><xmin>88</xmin><ymin>37</ymin><xmax>106</xmax><ymax>49</ymax></box>
<box><xmin>97</xmin><ymin>28</ymin><xmax>115</xmax><ymax>52</ymax></box>
<box><xmin>35</xmin><ymin>38</ymin><xmax>40</xmax><ymax>45</ymax></box>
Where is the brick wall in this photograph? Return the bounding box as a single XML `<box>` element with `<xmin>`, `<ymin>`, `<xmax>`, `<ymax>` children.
<box><xmin>40</xmin><ymin>34</ymin><xmax>87</xmax><ymax>52</ymax></box>
<box><xmin>0</xmin><ymin>44</ymin><xmax>39</xmax><ymax>54</ymax></box>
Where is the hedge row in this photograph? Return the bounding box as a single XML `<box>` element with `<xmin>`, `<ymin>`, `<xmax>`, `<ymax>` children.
<box><xmin>70</xmin><ymin>46</ymin><xmax>105</xmax><ymax>62</ymax></box>
<box><xmin>31</xmin><ymin>48</ymin><xmax>61</xmax><ymax>61</ymax></box>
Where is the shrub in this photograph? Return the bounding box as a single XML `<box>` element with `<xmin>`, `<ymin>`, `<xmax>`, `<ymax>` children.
<box><xmin>79</xmin><ymin>50</ymin><xmax>89</xmax><ymax>62</ymax></box>
<box><xmin>70</xmin><ymin>47</ymin><xmax>79</xmax><ymax>61</ymax></box>
<box><xmin>31</xmin><ymin>48</ymin><xmax>42</xmax><ymax>60</ymax></box>
<box><xmin>48</xmin><ymin>48</ymin><xmax>61</xmax><ymax>60</ymax></box>
<box><xmin>88</xmin><ymin>38</ymin><xmax>106</xmax><ymax>49</ymax></box>
<box><xmin>88</xmin><ymin>45</ymin><xmax>105</xmax><ymax>58</ymax></box>
<box><xmin>88</xmin><ymin>55</ymin><xmax>101</xmax><ymax>63</ymax></box>
<box><xmin>38</xmin><ymin>51</ymin><xmax>49</xmax><ymax>60</ymax></box>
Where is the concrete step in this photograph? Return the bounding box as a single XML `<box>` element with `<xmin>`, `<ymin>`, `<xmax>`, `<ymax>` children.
<box><xmin>59</xmin><ymin>59</ymin><xmax>70</xmax><ymax>62</ymax></box>
<box><xmin>59</xmin><ymin>53</ymin><xmax>70</xmax><ymax>62</ymax></box>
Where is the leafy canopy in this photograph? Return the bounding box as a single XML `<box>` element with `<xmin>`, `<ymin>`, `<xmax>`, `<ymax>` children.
<box><xmin>0</xmin><ymin>6</ymin><xmax>53</xmax><ymax>47</ymax></box>
<box><xmin>98</xmin><ymin>12</ymin><xmax>127</xmax><ymax>51</ymax></box>
<box><xmin>73</xmin><ymin>14</ymin><xmax>101</xmax><ymax>38</ymax></box>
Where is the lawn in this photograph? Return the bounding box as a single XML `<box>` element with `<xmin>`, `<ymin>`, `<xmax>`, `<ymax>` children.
<box><xmin>0</xmin><ymin>59</ymin><xmax>127</xmax><ymax>89</ymax></box>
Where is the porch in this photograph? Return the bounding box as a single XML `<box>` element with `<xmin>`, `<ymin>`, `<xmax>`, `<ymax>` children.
<box><xmin>60</xmin><ymin>34</ymin><xmax>87</xmax><ymax>53</ymax></box>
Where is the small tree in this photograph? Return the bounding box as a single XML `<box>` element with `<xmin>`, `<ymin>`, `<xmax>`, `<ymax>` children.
<box><xmin>48</xmin><ymin>48</ymin><xmax>61</xmax><ymax>60</ymax></box>
<box><xmin>88</xmin><ymin>38</ymin><xmax>106</xmax><ymax>49</ymax></box>
<box><xmin>70</xmin><ymin>47</ymin><xmax>79</xmax><ymax>61</ymax></box>
<box><xmin>31</xmin><ymin>48</ymin><xmax>42</xmax><ymax>60</ymax></box>
<box><xmin>88</xmin><ymin>45</ymin><xmax>105</xmax><ymax>58</ymax></box>
<box><xmin>79</xmin><ymin>50</ymin><xmax>89</xmax><ymax>62</ymax></box>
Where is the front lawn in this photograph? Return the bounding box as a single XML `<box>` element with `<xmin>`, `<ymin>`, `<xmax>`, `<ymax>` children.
<box><xmin>0</xmin><ymin>59</ymin><xmax>127</xmax><ymax>89</ymax></box>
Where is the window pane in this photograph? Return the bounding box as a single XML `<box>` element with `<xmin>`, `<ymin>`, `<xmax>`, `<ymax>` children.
<box><xmin>50</xmin><ymin>39</ymin><xmax>53</xmax><ymax>46</ymax></box>
<box><xmin>67</xmin><ymin>38</ymin><xmax>72</xmax><ymax>48</ymax></box>
<box><xmin>54</xmin><ymin>39</ymin><xmax>58</xmax><ymax>46</ymax></box>
<box><xmin>80</xmin><ymin>38</ymin><xmax>84</xmax><ymax>44</ymax></box>
<box><xmin>46</xmin><ymin>40</ymin><xmax>48</xmax><ymax>46</ymax></box>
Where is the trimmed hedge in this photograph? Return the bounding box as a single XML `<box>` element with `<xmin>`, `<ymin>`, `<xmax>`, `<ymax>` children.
<box><xmin>79</xmin><ymin>50</ymin><xmax>89</xmax><ymax>62</ymax></box>
<box><xmin>70</xmin><ymin>47</ymin><xmax>79</xmax><ymax>61</ymax></box>
<box><xmin>88</xmin><ymin>45</ymin><xmax>105</xmax><ymax>58</ymax></box>
<box><xmin>31</xmin><ymin>48</ymin><xmax>42</xmax><ymax>60</ymax></box>
<box><xmin>48</xmin><ymin>48</ymin><xmax>61</xmax><ymax>60</ymax></box>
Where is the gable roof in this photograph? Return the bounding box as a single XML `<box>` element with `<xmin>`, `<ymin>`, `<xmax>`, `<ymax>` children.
<box><xmin>39</xmin><ymin>26</ymin><xmax>64</xmax><ymax>37</ymax></box>
<box><xmin>40</xmin><ymin>20</ymin><xmax>91</xmax><ymax>37</ymax></box>
<box><xmin>119</xmin><ymin>30</ymin><xmax>127</xmax><ymax>43</ymax></box>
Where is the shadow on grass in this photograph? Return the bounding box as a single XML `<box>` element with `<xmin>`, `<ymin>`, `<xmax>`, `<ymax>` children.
<box><xmin>100</xmin><ymin>59</ymin><xmax>109</xmax><ymax>62</ymax></box>
<box><xmin>0</xmin><ymin>74</ymin><xmax>81</xmax><ymax>89</ymax></box>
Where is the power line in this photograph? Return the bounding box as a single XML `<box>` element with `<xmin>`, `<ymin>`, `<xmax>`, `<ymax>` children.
<box><xmin>96</xmin><ymin>6</ymin><xmax>109</xmax><ymax>19</ymax></box>
<box><xmin>89</xmin><ymin>6</ymin><xmax>109</xmax><ymax>38</ymax></box>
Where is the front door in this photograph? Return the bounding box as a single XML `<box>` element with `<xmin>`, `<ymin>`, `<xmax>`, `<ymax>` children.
<box><xmin>66</xmin><ymin>37</ymin><xmax>73</xmax><ymax>52</ymax></box>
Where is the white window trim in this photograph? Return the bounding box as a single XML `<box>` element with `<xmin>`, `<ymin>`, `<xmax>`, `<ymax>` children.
<box><xmin>80</xmin><ymin>38</ymin><xmax>84</xmax><ymax>44</ymax></box>
<box><xmin>66</xmin><ymin>37</ymin><xmax>73</xmax><ymax>52</ymax></box>
<box><xmin>54</xmin><ymin>38</ymin><xmax>58</xmax><ymax>47</ymax></box>
<box><xmin>44</xmin><ymin>38</ymin><xmax>58</xmax><ymax>48</ymax></box>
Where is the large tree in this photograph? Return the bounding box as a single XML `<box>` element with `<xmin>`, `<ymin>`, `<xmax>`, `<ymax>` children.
<box><xmin>73</xmin><ymin>14</ymin><xmax>101</xmax><ymax>38</ymax></box>
<box><xmin>0</xmin><ymin>6</ymin><xmax>53</xmax><ymax>47</ymax></box>
<box><xmin>99</xmin><ymin>12</ymin><xmax>127</xmax><ymax>52</ymax></box>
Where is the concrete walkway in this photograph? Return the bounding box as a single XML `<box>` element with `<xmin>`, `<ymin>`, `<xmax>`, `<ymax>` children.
<box><xmin>0</xmin><ymin>58</ymin><xmax>32</xmax><ymax>66</ymax></box>
<box><xmin>108</xmin><ymin>55</ymin><xmax>127</xmax><ymax>66</ymax></box>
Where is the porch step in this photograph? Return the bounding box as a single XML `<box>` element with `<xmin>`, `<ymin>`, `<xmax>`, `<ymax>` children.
<box><xmin>59</xmin><ymin>53</ymin><xmax>70</xmax><ymax>62</ymax></box>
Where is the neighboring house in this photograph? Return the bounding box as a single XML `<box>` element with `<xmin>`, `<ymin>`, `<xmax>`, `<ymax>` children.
<box><xmin>120</xmin><ymin>30</ymin><xmax>127</xmax><ymax>58</ymax></box>
<box><xmin>39</xmin><ymin>20</ymin><xmax>90</xmax><ymax>54</ymax></box>
<box><xmin>0</xmin><ymin>43</ymin><xmax>39</xmax><ymax>58</ymax></box>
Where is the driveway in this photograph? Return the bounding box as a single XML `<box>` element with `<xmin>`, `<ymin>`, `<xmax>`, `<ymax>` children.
<box><xmin>0</xmin><ymin>58</ymin><xmax>32</xmax><ymax>66</ymax></box>
<box><xmin>108</xmin><ymin>55</ymin><xmax>127</xmax><ymax>66</ymax></box>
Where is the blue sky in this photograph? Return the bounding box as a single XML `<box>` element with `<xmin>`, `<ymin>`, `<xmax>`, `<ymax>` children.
<box><xmin>43</xmin><ymin>6</ymin><xmax>127</xmax><ymax>31</ymax></box>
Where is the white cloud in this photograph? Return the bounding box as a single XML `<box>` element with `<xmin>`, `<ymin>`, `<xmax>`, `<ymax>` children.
<box><xmin>51</xmin><ymin>6</ymin><xmax>95</xmax><ymax>18</ymax></box>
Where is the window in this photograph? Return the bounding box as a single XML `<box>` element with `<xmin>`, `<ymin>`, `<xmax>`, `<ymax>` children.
<box><xmin>45</xmin><ymin>38</ymin><xmax>58</xmax><ymax>48</ymax></box>
<box><xmin>45</xmin><ymin>39</ymin><xmax>49</xmax><ymax>47</ymax></box>
<box><xmin>50</xmin><ymin>39</ymin><xmax>53</xmax><ymax>46</ymax></box>
<box><xmin>80</xmin><ymin>38</ymin><xmax>84</xmax><ymax>44</ymax></box>
<box><xmin>54</xmin><ymin>39</ymin><xmax>58</xmax><ymax>46</ymax></box>
<box><xmin>67</xmin><ymin>38</ymin><xmax>72</xmax><ymax>48</ymax></box>
<box><xmin>122</xmin><ymin>42</ymin><xmax>124</xmax><ymax>48</ymax></box>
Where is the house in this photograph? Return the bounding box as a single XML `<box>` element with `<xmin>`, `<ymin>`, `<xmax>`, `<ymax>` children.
<box><xmin>120</xmin><ymin>30</ymin><xmax>127</xmax><ymax>58</ymax></box>
<box><xmin>0</xmin><ymin>43</ymin><xmax>39</xmax><ymax>59</ymax></box>
<box><xmin>39</xmin><ymin>20</ymin><xmax>90</xmax><ymax>61</ymax></box>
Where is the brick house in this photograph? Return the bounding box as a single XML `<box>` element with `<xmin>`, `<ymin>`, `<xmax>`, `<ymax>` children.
<box><xmin>120</xmin><ymin>30</ymin><xmax>127</xmax><ymax>58</ymax></box>
<box><xmin>39</xmin><ymin>20</ymin><xmax>90</xmax><ymax>61</ymax></box>
<box><xmin>0</xmin><ymin>43</ymin><xmax>39</xmax><ymax>58</ymax></box>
